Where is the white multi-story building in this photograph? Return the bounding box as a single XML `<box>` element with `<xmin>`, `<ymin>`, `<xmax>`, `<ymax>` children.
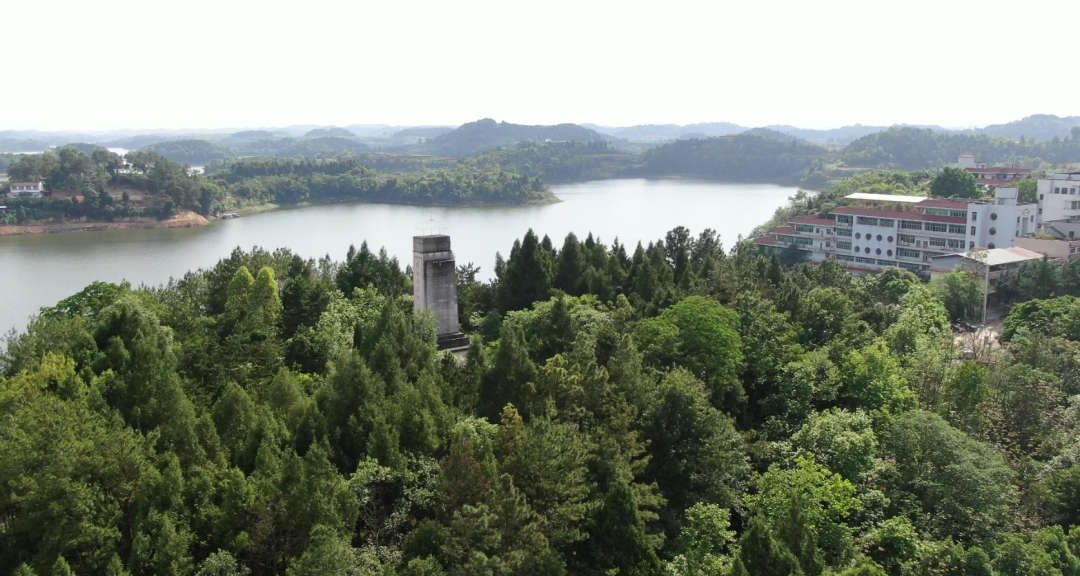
<box><xmin>955</xmin><ymin>154</ymin><xmax>1032</xmax><ymax>188</ymax></box>
<box><xmin>1036</xmin><ymin>173</ymin><xmax>1080</xmax><ymax>229</ymax></box>
<box><xmin>755</xmin><ymin>188</ymin><xmax>1036</xmax><ymax>274</ymax></box>
<box><xmin>7</xmin><ymin>181</ymin><xmax>46</xmax><ymax>199</ymax></box>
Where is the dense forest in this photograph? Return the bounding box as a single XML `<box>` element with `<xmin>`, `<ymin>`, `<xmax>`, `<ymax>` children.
<box><xmin>640</xmin><ymin>134</ymin><xmax>829</xmax><ymax>184</ymax></box>
<box><xmin>464</xmin><ymin>142</ymin><xmax>636</xmax><ymax>183</ymax></box>
<box><xmin>5</xmin><ymin>225</ymin><xmax>1080</xmax><ymax>576</ymax></box>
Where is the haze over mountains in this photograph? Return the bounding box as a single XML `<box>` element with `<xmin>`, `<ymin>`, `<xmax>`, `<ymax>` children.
<box><xmin>2</xmin><ymin>114</ymin><xmax>1078</xmax><ymax>151</ymax></box>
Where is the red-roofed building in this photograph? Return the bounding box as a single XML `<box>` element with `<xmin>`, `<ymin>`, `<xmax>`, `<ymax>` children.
<box><xmin>955</xmin><ymin>154</ymin><xmax>1031</xmax><ymax>188</ymax></box>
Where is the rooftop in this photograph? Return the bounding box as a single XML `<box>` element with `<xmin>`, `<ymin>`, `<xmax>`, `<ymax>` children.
<box><xmin>966</xmin><ymin>167</ymin><xmax>1032</xmax><ymax>174</ymax></box>
<box><xmin>753</xmin><ymin>236</ymin><xmax>777</xmax><ymax>246</ymax></box>
<box><xmin>771</xmin><ymin>226</ymin><xmax>796</xmax><ymax>235</ymax></box>
<box><xmin>789</xmin><ymin>216</ymin><xmax>835</xmax><ymax>226</ymax></box>
<box><xmin>846</xmin><ymin>192</ymin><xmax>927</xmax><ymax>204</ymax></box>
<box><xmin>917</xmin><ymin>199</ymin><xmax>970</xmax><ymax>209</ymax></box>
<box><xmin>831</xmin><ymin>206</ymin><xmax>967</xmax><ymax>224</ymax></box>
<box><xmin>931</xmin><ymin>247</ymin><xmax>1045</xmax><ymax>267</ymax></box>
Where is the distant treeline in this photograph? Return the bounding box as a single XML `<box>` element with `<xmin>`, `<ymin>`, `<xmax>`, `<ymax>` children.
<box><xmin>211</xmin><ymin>161</ymin><xmax>550</xmax><ymax>208</ymax></box>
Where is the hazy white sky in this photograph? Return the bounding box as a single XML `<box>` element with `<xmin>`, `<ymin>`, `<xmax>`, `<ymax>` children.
<box><xmin>7</xmin><ymin>0</ymin><xmax>1078</xmax><ymax>132</ymax></box>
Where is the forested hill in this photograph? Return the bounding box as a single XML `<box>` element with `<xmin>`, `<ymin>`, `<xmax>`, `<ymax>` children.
<box><xmin>427</xmin><ymin>118</ymin><xmax>608</xmax><ymax>155</ymax></box>
<box><xmin>842</xmin><ymin>126</ymin><xmax>1080</xmax><ymax>169</ymax></box>
<box><xmin>976</xmin><ymin>113</ymin><xmax>1080</xmax><ymax>141</ymax></box>
<box><xmin>140</xmin><ymin>139</ymin><xmax>236</xmax><ymax>165</ymax></box>
<box><xmin>640</xmin><ymin>133</ymin><xmax>828</xmax><ymax>183</ymax></box>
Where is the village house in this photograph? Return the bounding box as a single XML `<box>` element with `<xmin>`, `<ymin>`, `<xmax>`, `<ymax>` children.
<box><xmin>7</xmin><ymin>180</ymin><xmax>47</xmax><ymax>199</ymax></box>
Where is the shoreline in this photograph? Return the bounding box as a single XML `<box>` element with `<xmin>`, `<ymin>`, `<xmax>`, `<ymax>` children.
<box><xmin>0</xmin><ymin>211</ymin><xmax>212</xmax><ymax>236</ymax></box>
<box><xmin>0</xmin><ymin>195</ymin><xmax>563</xmax><ymax>237</ymax></box>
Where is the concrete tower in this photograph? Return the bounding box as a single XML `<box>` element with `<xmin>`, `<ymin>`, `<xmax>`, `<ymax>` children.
<box><xmin>412</xmin><ymin>234</ymin><xmax>469</xmax><ymax>351</ymax></box>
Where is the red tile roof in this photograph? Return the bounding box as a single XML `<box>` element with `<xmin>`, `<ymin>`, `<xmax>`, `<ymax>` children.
<box><xmin>976</xmin><ymin>178</ymin><xmax>1022</xmax><ymax>186</ymax></box>
<box><xmin>831</xmin><ymin>206</ymin><xmax>966</xmax><ymax>224</ymax></box>
<box><xmin>966</xmin><ymin>167</ymin><xmax>1032</xmax><ymax>174</ymax></box>
<box><xmin>771</xmin><ymin>227</ymin><xmax>796</xmax><ymax>235</ymax></box>
<box><xmin>789</xmin><ymin>216</ymin><xmax>835</xmax><ymax>226</ymax></box>
<box><xmin>753</xmin><ymin>236</ymin><xmax>777</xmax><ymax>246</ymax></box>
<box><xmin>917</xmin><ymin>199</ymin><xmax>970</xmax><ymax>209</ymax></box>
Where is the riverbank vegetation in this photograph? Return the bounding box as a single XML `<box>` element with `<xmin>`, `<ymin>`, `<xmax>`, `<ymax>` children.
<box><xmin>5</xmin><ymin>225</ymin><xmax>1080</xmax><ymax>576</ymax></box>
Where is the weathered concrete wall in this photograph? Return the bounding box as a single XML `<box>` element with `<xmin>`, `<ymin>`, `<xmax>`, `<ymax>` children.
<box><xmin>413</xmin><ymin>234</ymin><xmax>461</xmax><ymax>336</ymax></box>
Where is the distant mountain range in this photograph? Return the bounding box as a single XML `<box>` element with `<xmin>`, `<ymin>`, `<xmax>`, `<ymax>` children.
<box><xmin>2</xmin><ymin>115</ymin><xmax>1077</xmax><ymax>162</ymax></box>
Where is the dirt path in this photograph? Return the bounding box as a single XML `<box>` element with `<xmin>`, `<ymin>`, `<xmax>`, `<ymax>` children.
<box><xmin>0</xmin><ymin>211</ymin><xmax>211</xmax><ymax>236</ymax></box>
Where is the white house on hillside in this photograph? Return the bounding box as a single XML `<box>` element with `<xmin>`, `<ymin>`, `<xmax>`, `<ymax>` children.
<box><xmin>7</xmin><ymin>181</ymin><xmax>46</xmax><ymax>199</ymax></box>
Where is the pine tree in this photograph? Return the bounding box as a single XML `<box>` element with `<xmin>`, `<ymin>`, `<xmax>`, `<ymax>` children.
<box><xmin>736</xmin><ymin>516</ymin><xmax>804</xmax><ymax>576</ymax></box>
<box><xmin>580</xmin><ymin>482</ymin><xmax>663</xmax><ymax>576</ymax></box>
<box><xmin>555</xmin><ymin>232</ymin><xmax>584</xmax><ymax>296</ymax></box>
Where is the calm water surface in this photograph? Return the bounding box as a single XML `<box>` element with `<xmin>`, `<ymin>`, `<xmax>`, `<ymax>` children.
<box><xmin>0</xmin><ymin>179</ymin><xmax>797</xmax><ymax>334</ymax></box>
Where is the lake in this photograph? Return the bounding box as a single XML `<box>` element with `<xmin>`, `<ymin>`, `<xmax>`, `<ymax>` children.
<box><xmin>0</xmin><ymin>179</ymin><xmax>798</xmax><ymax>335</ymax></box>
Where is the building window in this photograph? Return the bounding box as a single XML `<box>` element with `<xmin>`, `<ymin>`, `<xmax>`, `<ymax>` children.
<box><xmin>989</xmin><ymin>228</ymin><xmax>996</xmax><ymax>236</ymax></box>
<box><xmin>990</xmin><ymin>212</ymin><xmax>998</xmax><ymax>220</ymax></box>
<box><xmin>1071</xmin><ymin>201</ymin><xmax>1080</xmax><ymax>210</ymax></box>
<box><xmin>925</xmin><ymin>223</ymin><xmax>948</xmax><ymax>233</ymax></box>
<box><xmin>947</xmin><ymin>239</ymin><xmax>964</xmax><ymax>249</ymax></box>
<box><xmin>876</xmin><ymin>234</ymin><xmax>882</xmax><ymax>241</ymax></box>
<box><xmin>971</xmin><ymin>212</ymin><xmax>977</xmax><ymax>221</ymax></box>
<box><xmin>898</xmin><ymin>234</ymin><xmax>915</xmax><ymax>245</ymax></box>
<box><xmin>836</xmin><ymin>228</ymin><xmax>852</xmax><ymax>237</ymax></box>
<box><xmin>887</xmin><ymin>236</ymin><xmax>894</xmax><ymax>243</ymax></box>
<box><xmin>825</xmin><ymin>242</ymin><xmax>831</xmax><ymax>247</ymax></box>
<box><xmin>865</xmin><ymin>247</ymin><xmax>871</xmax><ymax>254</ymax></box>
<box><xmin>948</xmin><ymin>224</ymin><xmax>967</xmax><ymax>234</ymax></box>
<box><xmin>988</xmin><ymin>243</ymin><xmax>996</xmax><ymax>249</ymax></box>
<box><xmin>835</xmin><ymin>214</ymin><xmax>853</xmax><ymax>225</ymax></box>
<box><xmin>855</xmin><ymin>232</ymin><xmax>861</xmax><ymax>240</ymax></box>
<box><xmin>837</xmin><ymin>241</ymin><xmax>852</xmax><ymax>250</ymax></box>
<box><xmin>857</xmin><ymin>216</ymin><xmax>879</xmax><ymax>226</ymax></box>
<box><xmin>900</xmin><ymin>220</ymin><xmax>923</xmax><ymax>230</ymax></box>
<box><xmin>879</xmin><ymin>219</ymin><xmax>895</xmax><ymax>228</ymax></box>
<box><xmin>929</xmin><ymin>238</ymin><xmax>947</xmax><ymax>248</ymax></box>
<box><xmin>886</xmin><ymin>249</ymin><xmax>893</xmax><ymax>257</ymax></box>
<box><xmin>1041</xmin><ymin>194</ymin><xmax>1045</xmax><ymax>200</ymax></box>
<box><xmin>795</xmin><ymin>224</ymin><xmax>815</xmax><ymax>233</ymax></box>
<box><xmin>897</xmin><ymin>248</ymin><xmax>920</xmax><ymax>258</ymax></box>
<box><xmin>876</xmin><ymin>248</ymin><xmax>882</xmax><ymax>255</ymax></box>
<box><xmin>855</xmin><ymin>256</ymin><xmax>876</xmax><ymax>264</ymax></box>
<box><xmin>949</xmin><ymin>211</ymin><xmax>967</xmax><ymax>218</ymax></box>
<box><xmin>795</xmin><ymin>237</ymin><xmax>814</xmax><ymax>245</ymax></box>
<box><xmin>970</xmin><ymin>226</ymin><xmax>976</xmax><ymax>235</ymax></box>
<box><xmin>969</xmin><ymin>241</ymin><xmax>975</xmax><ymax>249</ymax></box>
